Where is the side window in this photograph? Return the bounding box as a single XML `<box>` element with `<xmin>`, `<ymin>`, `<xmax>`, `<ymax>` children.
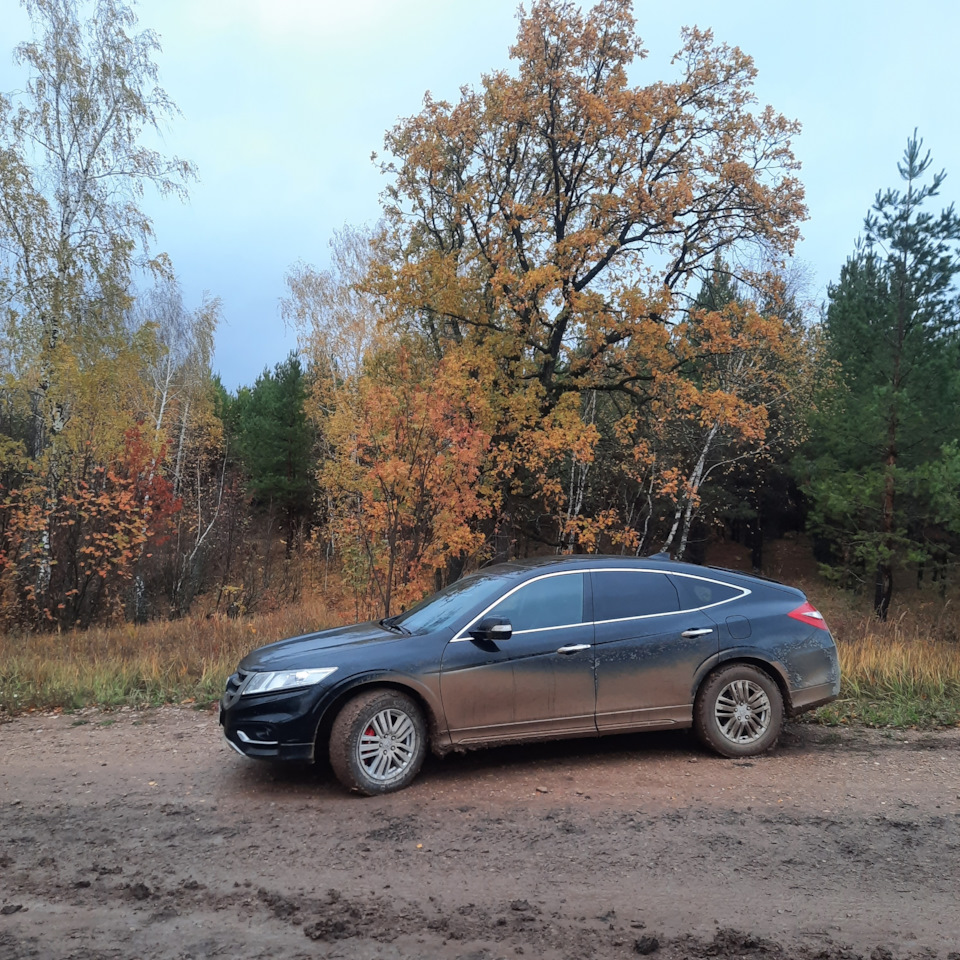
<box><xmin>670</xmin><ymin>575</ymin><xmax>743</xmax><ymax>610</ymax></box>
<box><xmin>592</xmin><ymin>571</ymin><xmax>679</xmax><ymax>621</ymax></box>
<box><xmin>488</xmin><ymin>574</ymin><xmax>585</xmax><ymax>632</ymax></box>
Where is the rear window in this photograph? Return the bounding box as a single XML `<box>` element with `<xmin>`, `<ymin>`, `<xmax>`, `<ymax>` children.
<box><xmin>592</xmin><ymin>570</ymin><xmax>680</xmax><ymax>621</ymax></box>
<box><xmin>670</xmin><ymin>575</ymin><xmax>743</xmax><ymax>610</ymax></box>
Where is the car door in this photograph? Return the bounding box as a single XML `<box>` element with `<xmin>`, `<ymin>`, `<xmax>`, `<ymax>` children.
<box><xmin>439</xmin><ymin>571</ymin><xmax>597</xmax><ymax>744</ymax></box>
<box><xmin>592</xmin><ymin>569</ymin><xmax>720</xmax><ymax>731</ymax></box>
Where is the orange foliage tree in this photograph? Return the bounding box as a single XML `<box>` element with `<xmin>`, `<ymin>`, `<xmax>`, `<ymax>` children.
<box><xmin>320</xmin><ymin>344</ymin><xmax>493</xmax><ymax>616</ymax></box>
<box><xmin>287</xmin><ymin>228</ymin><xmax>496</xmax><ymax>615</ymax></box>
<box><xmin>0</xmin><ymin>425</ymin><xmax>180</xmax><ymax>626</ymax></box>
<box><xmin>655</xmin><ymin>293</ymin><xmax>815</xmax><ymax>557</ymax></box>
<box><xmin>375</xmin><ymin>0</ymin><xmax>808</xmax><ymax>552</ymax></box>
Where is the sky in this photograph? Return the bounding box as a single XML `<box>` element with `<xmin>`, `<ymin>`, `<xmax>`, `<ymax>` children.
<box><xmin>2</xmin><ymin>0</ymin><xmax>959</xmax><ymax>390</ymax></box>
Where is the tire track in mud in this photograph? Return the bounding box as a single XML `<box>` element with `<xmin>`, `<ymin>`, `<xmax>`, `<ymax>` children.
<box><xmin>2</xmin><ymin>710</ymin><xmax>960</xmax><ymax>959</ymax></box>
<box><xmin>4</xmin><ymin>797</ymin><xmax>959</xmax><ymax>959</ymax></box>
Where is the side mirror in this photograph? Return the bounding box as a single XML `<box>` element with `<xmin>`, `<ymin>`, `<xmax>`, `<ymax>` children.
<box><xmin>469</xmin><ymin>616</ymin><xmax>513</xmax><ymax>643</ymax></box>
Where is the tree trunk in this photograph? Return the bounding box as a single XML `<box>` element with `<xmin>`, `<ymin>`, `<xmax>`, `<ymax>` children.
<box><xmin>750</xmin><ymin>493</ymin><xmax>763</xmax><ymax>572</ymax></box>
<box><xmin>663</xmin><ymin>423</ymin><xmax>719</xmax><ymax>558</ymax></box>
<box><xmin>875</xmin><ymin>269</ymin><xmax>905</xmax><ymax>622</ymax></box>
<box><xmin>874</xmin><ymin>558</ymin><xmax>893</xmax><ymax>621</ymax></box>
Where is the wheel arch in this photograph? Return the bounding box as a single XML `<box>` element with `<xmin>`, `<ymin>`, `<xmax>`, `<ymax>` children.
<box><xmin>694</xmin><ymin>653</ymin><xmax>792</xmax><ymax>714</ymax></box>
<box><xmin>314</xmin><ymin>676</ymin><xmax>444</xmax><ymax>761</ymax></box>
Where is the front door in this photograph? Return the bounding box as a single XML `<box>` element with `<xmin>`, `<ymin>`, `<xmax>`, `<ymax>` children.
<box><xmin>440</xmin><ymin>571</ymin><xmax>597</xmax><ymax>744</ymax></box>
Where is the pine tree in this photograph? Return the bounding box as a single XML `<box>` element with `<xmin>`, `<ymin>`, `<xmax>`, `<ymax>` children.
<box><xmin>234</xmin><ymin>354</ymin><xmax>316</xmax><ymax>548</ymax></box>
<box><xmin>807</xmin><ymin>133</ymin><xmax>960</xmax><ymax>618</ymax></box>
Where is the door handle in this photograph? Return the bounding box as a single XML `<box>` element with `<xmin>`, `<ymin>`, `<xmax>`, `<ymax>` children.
<box><xmin>556</xmin><ymin>644</ymin><xmax>591</xmax><ymax>655</ymax></box>
<box><xmin>681</xmin><ymin>628</ymin><xmax>714</xmax><ymax>638</ymax></box>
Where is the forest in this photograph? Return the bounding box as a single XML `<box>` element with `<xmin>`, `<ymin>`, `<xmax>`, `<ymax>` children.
<box><xmin>1</xmin><ymin>0</ymin><xmax>959</xmax><ymax>641</ymax></box>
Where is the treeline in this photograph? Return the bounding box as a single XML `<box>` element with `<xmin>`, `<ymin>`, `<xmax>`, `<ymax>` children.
<box><xmin>1</xmin><ymin>0</ymin><xmax>958</xmax><ymax>630</ymax></box>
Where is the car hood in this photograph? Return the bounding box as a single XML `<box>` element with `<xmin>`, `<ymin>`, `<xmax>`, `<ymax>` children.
<box><xmin>238</xmin><ymin>620</ymin><xmax>403</xmax><ymax>672</ymax></box>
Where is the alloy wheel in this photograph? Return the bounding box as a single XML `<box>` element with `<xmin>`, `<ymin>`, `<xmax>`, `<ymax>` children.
<box><xmin>356</xmin><ymin>708</ymin><xmax>419</xmax><ymax>782</ymax></box>
<box><xmin>714</xmin><ymin>679</ymin><xmax>771</xmax><ymax>745</ymax></box>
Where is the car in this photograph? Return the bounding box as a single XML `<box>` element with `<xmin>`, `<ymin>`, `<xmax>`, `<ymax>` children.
<box><xmin>219</xmin><ymin>555</ymin><xmax>840</xmax><ymax>795</ymax></box>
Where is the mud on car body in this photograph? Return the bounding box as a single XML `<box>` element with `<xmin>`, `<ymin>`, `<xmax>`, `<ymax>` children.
<box><xmin>220</xmin><ymin>556</ymin><xmax>840</xmax><ymax>795</ymax></box>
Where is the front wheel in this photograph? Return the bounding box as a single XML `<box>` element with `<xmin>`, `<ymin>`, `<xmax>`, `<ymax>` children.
<box><xmin>329</xmin><ymin>690</ymin><xmax>427</xmax><ymax>795</ymax></box>
<box><xmin>694</xmin><ymin>664</ymin><xmax>783</xmax><ymax>758</ymax></box>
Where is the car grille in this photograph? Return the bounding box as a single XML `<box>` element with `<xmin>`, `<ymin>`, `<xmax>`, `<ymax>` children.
<box><xmin>222</xmin><ymin>669</ymin><xmax>250</xmax><ymax>709</ymax></box>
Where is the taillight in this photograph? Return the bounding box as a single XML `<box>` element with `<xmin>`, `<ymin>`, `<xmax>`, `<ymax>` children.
<box><xmin>788</xmin><ymin>601</ymin><xmax>828</xmax><ymax>630</ymax></box>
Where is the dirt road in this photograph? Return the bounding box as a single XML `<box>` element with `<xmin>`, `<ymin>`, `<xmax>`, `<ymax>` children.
<box><xmin>1</xmin><ymin>707</ymin><xmax>959</xmax><ymax>960</ymax></box>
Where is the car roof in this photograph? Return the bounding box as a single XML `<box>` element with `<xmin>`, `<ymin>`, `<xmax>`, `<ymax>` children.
<box><xmin>474</xmin><ymin>554</ymin><xmax>794</xmax><ymax>592</ymax></box>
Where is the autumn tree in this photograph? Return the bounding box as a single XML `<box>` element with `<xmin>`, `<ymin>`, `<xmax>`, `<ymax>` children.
<box><xmin>806</xmin><ymin>134</ymin><xmax>960</xmax><ymax>618</ymax></box>
<box><xmin>284</xmin><ymin>229</ymin><xmax>494</xmax><ymax>615</ymax></box>
<box><xmin>133</xmin><ymin>279</ymin><xmax>218</xmax><ymax>465</ymax></box>
<box><xmin>124</xmin><ymin>278</ymin><xmax>220</xmax><ymax>619</ymax></box>
<box><xmin>0</xmin><ymin>0</ymin><xmax>193</xmax><ymax>453</ymax></box>
<box><xmin>0</xmin><ymin>0</ymin><xmax>196</xmax><ymax>625</ymax></box>
<box><xmin>282</xmin><ymin>226</ymin><xmax>386</xmax><ymax>573</ymax></box>
<box><xmin>321</xmin><ymin>344</ymin><xmax>493</xmax><ymax>617</ymax></box>
<box><xmin>652</xmin><ymin>264</ymin><xmax>815</xmax><ymax>561</ymax></box>
<box><xmin>282</xmin><ymin>226</ymin><xmax>383</xmax><ymax>384</ymax></box>
<box><xmin>376</xmin><ymin>0</ymin><xmax>806</xmax><ymax>549</ymax></box>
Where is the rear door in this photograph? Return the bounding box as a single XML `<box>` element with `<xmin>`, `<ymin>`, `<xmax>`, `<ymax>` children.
<box><xmin>592</xmin><ymin>569</ymin><xmax>719</xmax><ymax>731</ymax></box>
<box><xmin>439</xmin><ymin>571</ymin><xmax>597</xmax><ymax>743</ymax></box>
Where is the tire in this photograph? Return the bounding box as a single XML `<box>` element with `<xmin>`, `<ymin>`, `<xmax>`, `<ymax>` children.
<box><xmin>328</xmin><ymin>689</ymin><xmax>427</xmax><ymax>796</ymax></box>
<box><xmin>694</xmin><ymin>664</ymin><xmax>783</xmax><ymax>758</ymax></box>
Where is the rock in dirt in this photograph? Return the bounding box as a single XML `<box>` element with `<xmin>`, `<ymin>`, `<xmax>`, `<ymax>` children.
<box><xmin>303</xmin><ymin>917</ymin><xmax>355</xmax><ymax>941</ymax></box>
<box><xmin>634</xmin><ymin>935</ymin><xmax>659</xmax><ymax>954</ymax></box>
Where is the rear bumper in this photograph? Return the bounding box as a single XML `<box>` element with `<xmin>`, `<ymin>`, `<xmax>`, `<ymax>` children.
<box><xmin>788</xmin><ymin>678</ymin><xmax>841</xmax><ymax>717</ymax></box>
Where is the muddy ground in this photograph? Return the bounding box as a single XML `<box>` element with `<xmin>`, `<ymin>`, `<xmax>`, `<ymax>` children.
<box><xmin>1</xmin><ymin>708</ymin><xmax>959</xmax><ymax>960</ymax></box>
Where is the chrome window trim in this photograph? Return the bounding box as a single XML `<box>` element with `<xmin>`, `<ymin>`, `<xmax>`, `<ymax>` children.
<box><xmin>665</xmin><ymin>571</ymin><xmax>751</xmax><ymax>615</ymax></box>
<box><xmin>451</xmin><ymin>567</ymin><xmax>751</xmax><ymax>641</ymax></box>
<box><xmin>500</xmin><ymin>622</ymin><xmax>592</xmax><ymax>637</ymax></box>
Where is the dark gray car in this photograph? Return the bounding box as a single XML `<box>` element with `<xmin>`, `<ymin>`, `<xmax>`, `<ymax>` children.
<box><xmin>220</xmin><ymin>556</ymin><xmax>840</xmax><ymax>795</ymax></box>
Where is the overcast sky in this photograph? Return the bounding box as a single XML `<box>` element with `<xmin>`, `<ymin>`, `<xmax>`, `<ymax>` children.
<box><xmin>3</xmin><ymin>0</ymin><xmax>959</xmax><ymax>390</ymax></box>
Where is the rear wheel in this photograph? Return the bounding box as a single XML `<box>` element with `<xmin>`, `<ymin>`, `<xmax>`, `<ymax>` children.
<box><xmin>329</xmin><ymin>689</ymin><xmax>427</xmax><ymax>795</ymax></box>
<box><xmin>694</xmin><ymin>664</ymin><xmax>783</xmax><ymax>758</ymax></box>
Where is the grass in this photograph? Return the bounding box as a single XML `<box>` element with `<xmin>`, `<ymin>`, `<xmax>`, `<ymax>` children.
<box><xmin>1</xmin><ymin>579</ymin><xmax>959</xmax><ymax>729</ymax></box>
<box><xmin>805</xmin><ymin>583</ymin><xmax>960</xmax><ymax>728</ymax></box>
<box><xmin>0</xmin><ymin>596</ymin><xmax>337</xmax><ymax>717</ymax></box>
<box><xmin>814</xmin><ymin>636</ymin><xmax>960</xmax><ymax>729</ymax></box>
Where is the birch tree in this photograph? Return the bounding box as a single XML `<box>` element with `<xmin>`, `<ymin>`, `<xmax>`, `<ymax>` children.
<box><xmin>0</xmin><ymin>0</ymin><xmax>195</xmax><ymax>625</ymax></box>
<box><xmin>0</xmin><ymin>0</ymin><xmax>194</xmax><ymax>453</ymax></box>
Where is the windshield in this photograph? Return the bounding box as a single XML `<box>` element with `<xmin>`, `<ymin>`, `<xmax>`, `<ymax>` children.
<box><xmin>394</xmin><ymin>570</ymin><xmax>513</xmax><ymax>634</ymax></box>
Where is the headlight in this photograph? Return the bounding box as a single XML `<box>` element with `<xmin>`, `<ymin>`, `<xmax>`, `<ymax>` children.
<box><xmin>242</xmin><ymin>667</ymin><xmax>338</xmax><ymax>696</ymax></box>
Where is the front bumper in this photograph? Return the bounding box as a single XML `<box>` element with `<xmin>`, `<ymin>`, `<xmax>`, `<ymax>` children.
<box><xmin>219</xmin><ymin>675</ymin><xmax>329</xmax><ymax>761</ymax></box>
<box><xmin>220</xmin><ymin>720</ymin><xmax>316</xmax><ymax>761</ymax></box>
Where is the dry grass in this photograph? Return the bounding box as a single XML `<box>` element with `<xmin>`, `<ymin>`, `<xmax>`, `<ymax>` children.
<box><xmin>804</xmin><ymin>582</ymin><xmax>960</xmax><ymax>727</ymax></box>
<box><xmin>0</xmin><ymin>596</ymin><xmax>338</xmax><ymax>716</ymax></box>
<box><xmin>2</xmin><ymin>577</ymin><xmax>960</xmax><ymax>728</ymax></box>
